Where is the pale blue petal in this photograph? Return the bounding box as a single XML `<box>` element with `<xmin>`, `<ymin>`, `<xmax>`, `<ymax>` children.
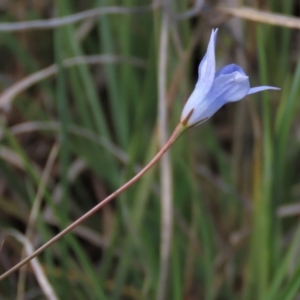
<box><xmin>198</xmin><ymin>30</ymin><xmax>218</xmax><ymax>78</ymax></box>
<box><xmin>215</xmin><ymin>64</ymin><xmax>246</xmax><ymax>78</ymax></box>
<box><xmin>181</xmin><ymin>29</ymin><xmax>219</xmax><ymax>125</ymax></box>
<box><xmin>186</xmin><ymin>71</ymin><xmax>249</xmax><ymax>124</ymax></box>
<box><xmin>196</xmin><ymin>29</ymin><xmax>218</xmax><ymax>95</ymax></box>
<box><xmin>247</xmin><ymin>86</ymin><xmax>281</xmax><ymax>95</ymax></box>
<box><xmin>198</xmin><ymin>53</ymin><xmax>207</xmax><ymax>78</ymax></box>
<box><xmin>181</xmin><ymin>86</ymin><xmax>217</xmax><ymax>126</ymax></box>
<box><xmin>181</xmin><ymin>70</ymin><xmax>250</xmax><ymax>126</ymax></box>
<box><xmin>208</xmin><ymin>71</ymin><xmax>250</xmax><ymax>103</ymax></box>
<box><xmin>187</xmin><ymin>92</ymin><xmax>223</xmax><ymax>126</ymax></box>
<box><xmin>180</xmin><ymin>28</ymin><xmax>281</xmax><ymax>128</ymax></box>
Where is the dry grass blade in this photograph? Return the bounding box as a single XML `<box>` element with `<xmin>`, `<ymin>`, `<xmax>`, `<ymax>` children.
<box><xmin>26</xmin><ymin>144</ymin><xmax>59</xmax><ymax>239</ymax></box>
<box><xmin>277</xmin><ymin>203</ymin><xmax>300</xmax><ymax>218</ymax></box>
<box><xmin>4</xmin><ymin>230</ymin><xmax>58</xmax><ymax>300</ymax></box>
<box><xmin>17</xmin><ymin>144</ymin><xmax>59</xmax><ymax>300</ymax></box>
<box><xmin>0</xmin><ymin>145</ymin><xmax>41</xmax><ymax>176</ymax></box>
<box><xmin>176</xmin><ymin>0</ymin><xmax>204</xmax><ymax>20</ymax></box>
<box><xmin>0</xmin><ymin>4</ymin><xmax>158</xmax><ymax>32</ymax></box>
<box><xmin>0</xmin><ymin>146</ymin><xmax>26</xmax><ymax>170</ymax></box>
<box><xmin>157</xmin><ymin>3</ymin><xmax>173</xmax><ymax>300</ymax></box>
<box><xmin>0</xmin><ymin>55</ymin><xmax>145</xmax><ymax>111</ymax></box>
<box><xmin>217</xmin><ymin>6</ymin><xmax>300</xmax><ymax>30</ymax></box>
<box><xmin>1</xmin><ymin>121</ymin><xmax>128</xmax><ymax>164</ymax></box>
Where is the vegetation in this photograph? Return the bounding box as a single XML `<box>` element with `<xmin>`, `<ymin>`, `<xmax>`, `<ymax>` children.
<box><xmin>0</xmin><ymin>0</ymin><xmax>299</xmax><ymax>299</ymax></box>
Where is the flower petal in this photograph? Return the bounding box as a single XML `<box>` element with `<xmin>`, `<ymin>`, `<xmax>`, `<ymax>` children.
<box><xmin>180</xmin><ymin>29</ymin><xmax>281</xmax><ymax>128</ymax></box>
<box><xmin>247</xmin><ymin>86</ymin><xmax>281</xmax><ymax>95</ymax></box>
<box><xmin>181</xmin><ymin>67</ymin><xmax>250</xmax><ymax>127</ymax></box>
<box><xmin>180</xmin><ymin>89</ymin><xmax>221</xmax><ymax>126</ymax></box>
<box><xmin>209</xmin><ymin>70</ymin><xmax>250</xmax><ymax>103</ymax></box>
<box><xmin>198</xmin><ymin>30</ymin><xmax>218</xmax><ymax>78</ymax></box>
<box><xmin>196</xmin><ymin>29</ymin><xmax>218</xmax><ymax>95</ymax></box>
<box><xmin>215</xmin><ymin>64</ymin><xmax>246</xmax><ymax>78</ymax></box>
<box><xmin>181</xmin><ymin>29</ymin><xmax>219</xmax><ymax>126</ymax></box>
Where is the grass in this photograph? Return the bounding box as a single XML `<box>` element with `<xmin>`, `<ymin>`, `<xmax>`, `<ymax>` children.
<box><xmin>0</xmin><ymin>0</ymin><xmax>300</xmax><ymax>299</ymax></box>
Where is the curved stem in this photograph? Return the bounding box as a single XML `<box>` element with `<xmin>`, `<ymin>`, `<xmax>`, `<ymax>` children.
<box><xmin>0</xmin><ymin>122</ymin><xmax>185</xmax><ymax>281</ymax></box>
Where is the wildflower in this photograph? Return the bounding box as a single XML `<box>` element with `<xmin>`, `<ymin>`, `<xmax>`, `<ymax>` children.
<box><xmin>180</xmin><ymin>29</ymin><xmax>280</xmax><ymax>127</ymax></box>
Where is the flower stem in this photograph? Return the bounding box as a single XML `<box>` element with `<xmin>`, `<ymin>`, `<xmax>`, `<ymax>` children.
<box><xmin>0</xmin><ymin>122</ymin><xmax>186</xmax><ymax>281</ymax></box>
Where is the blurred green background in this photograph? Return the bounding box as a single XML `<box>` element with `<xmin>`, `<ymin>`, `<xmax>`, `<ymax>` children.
<box><xmin>0</xmin><ymin>0</ymin><xmax>299</xmax><ymax>299</ymax></box>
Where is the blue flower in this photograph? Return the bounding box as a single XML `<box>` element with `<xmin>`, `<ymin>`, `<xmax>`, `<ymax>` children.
<box><xmin>180</xmin><ymin>29</ymin><xmax>280</xmax><ymax>127</ymax></box>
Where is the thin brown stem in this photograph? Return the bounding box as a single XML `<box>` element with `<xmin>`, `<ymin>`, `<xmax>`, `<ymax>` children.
<box><xmin>0</xmin><ymin>123</ymin><xmax>185</xmax><ymax>281</ymax></box>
